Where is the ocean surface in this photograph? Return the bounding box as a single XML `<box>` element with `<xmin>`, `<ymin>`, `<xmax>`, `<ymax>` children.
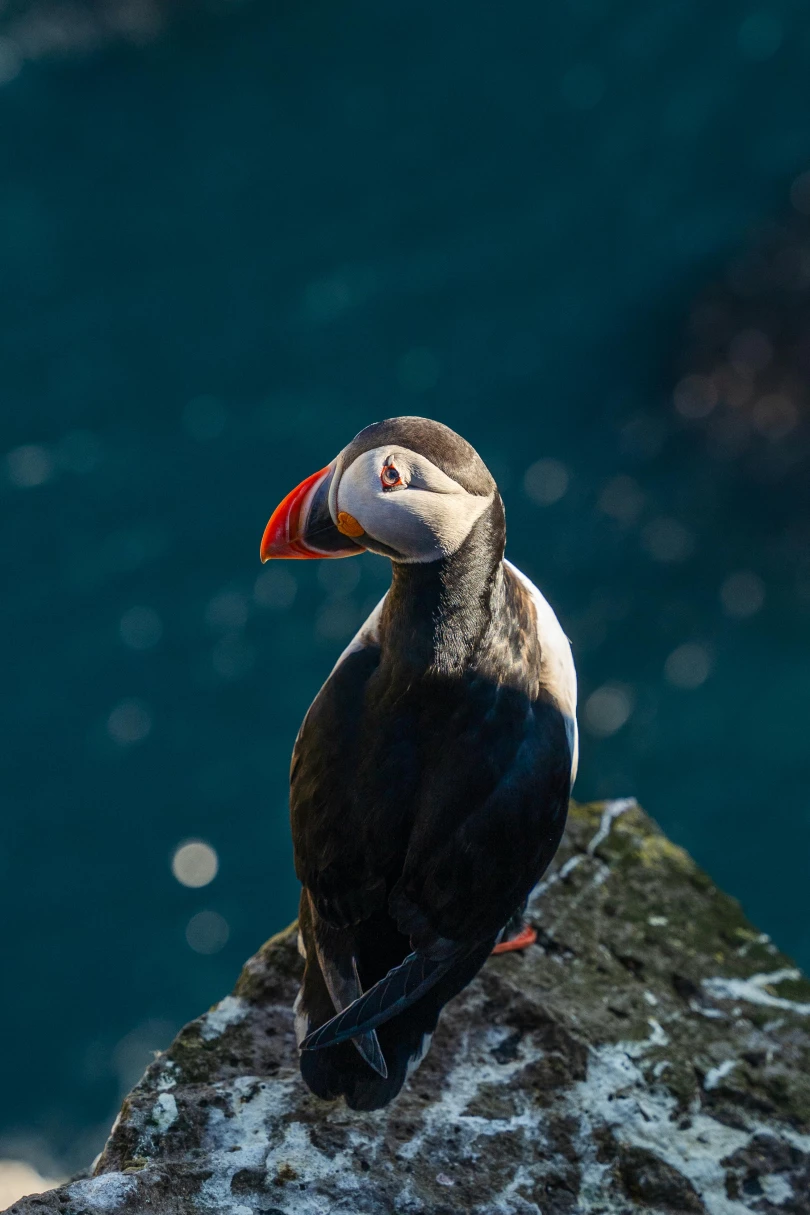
<box><xmin>1</xmin><ymin>0</ymin><xmax>809</xmax><ymax>1172</ymax></box>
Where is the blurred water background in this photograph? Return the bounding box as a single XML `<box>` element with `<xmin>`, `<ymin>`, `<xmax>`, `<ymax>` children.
<box><xmin>2</xmin><ymin>0</ymin><xmax>810</xmax><ymax>1181</ymax></box>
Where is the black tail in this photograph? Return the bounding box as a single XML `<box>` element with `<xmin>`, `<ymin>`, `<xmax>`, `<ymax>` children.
<box><xmin>311</xmin><ymin>936</ymin><xmax>387</xmax><ymax>1077</ymax></box>
<box><xmin>302</xmin><ymin>949</ymin><xmax>463</xmax><ymax>1052</ymax></box>
<box><xmin>296</xmin><ymin>892</ymin><xmax>493</xmax><ymax>1109</ymax></box>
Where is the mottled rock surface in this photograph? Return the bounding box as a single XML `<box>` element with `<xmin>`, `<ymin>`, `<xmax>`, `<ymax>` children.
<box><xmin>7</xmin><ymin>800</ymin><xmax>810</xmax><ymax>1214</ymax></box>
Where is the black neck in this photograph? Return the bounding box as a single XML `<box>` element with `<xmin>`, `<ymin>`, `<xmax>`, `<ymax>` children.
<box><xmin>379</xmin><ymin>497</ymin><xmax>506</xmax><ymax>676</ymax></box>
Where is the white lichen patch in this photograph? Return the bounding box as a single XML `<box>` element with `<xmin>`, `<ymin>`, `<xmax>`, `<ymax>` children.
<box><xmin>531</xmin><ymin>799</ymin><xmax>635</xmax><ymax>907</ymax></box>
<box><xmin>759</xmin><ymin>1172</ymin><xmax>795</xmax><ymax>1205</ymax></box>
<box><xmin>572</xmin><ymin>1020</ymin><xmax>810</xmax><ymax>1215</ymax></box>
<box><xmin>385</xmin><ymin>1017</ymin><xmax>577</xmax><ymax>1213</ymax></box>
<box><xmin>587</xmin><ymin>798</ymin><xmax>636</xmax><ymax>855</ymax></box>
<box><xmin>645</xmin><ymin>1017</ymin><xmax>668</xmax><ymax>1047</ymax></box>
<box><xmin>574</xmin><ymin>1043</ymin><xmax>752</xmax><ymax>1215</ymax></box>
<box><xmin>204</xmin><ymin>1072</ymin><xmax>299</xmax><ymax>1151</ymax></box>
<box><xmin>155</xmin><ymin>1060</ymin><xmax>178</xmax><ymax>1091</ymax></box>
<box><xmin>703</xmin><ymin>1059</ymin><xmax>737</xmax><ymax>1091</ymax></box>
<box><xmin>152</xmin><ymin>1092</ymin><xmax>178</xmax><ymax>1132</ymax></box>
<box><xmin>195</xmin><ymin>1013</ymin><xmax>574</xmax><ymax>1215</ymax></box>
<box><xmin>398</xmin><ymin>1028</ymin><xmax>540</xmax><ymax>1159</ymax></box>
<box><xmin>703</xmin><ymin>969</ymin><xmax>810</xmax><ymax>1016</ymax></box>
<box><xmin>67</xmin><ymin>1172</ymin><xmax>137</xmax><ymax>1212</ymax></box>
<box><xmin>200</xmin><ymin>995</ymin><xmax>249</xmax><ymax>1041</ymax></box>
<box><xmin>197</xmin><ymin>1072</ymin><xmax>354</xmax><ymax>1215</ymax></box>
<box><xmin>202</xmin><ymin>1113</ymin><xmax>365</xmax><ymax>1213</ymax></box>
<box><xmin>530</xmin><ymin>852</ymin><xmax>583</xmax><ymax>901</ymax></box>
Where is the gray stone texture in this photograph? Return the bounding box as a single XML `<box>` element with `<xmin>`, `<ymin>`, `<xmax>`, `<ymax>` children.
<box><xmin>6</xmin><ymin>800</ymin><xmax>810</xmax><ymax>1214</ymax></box>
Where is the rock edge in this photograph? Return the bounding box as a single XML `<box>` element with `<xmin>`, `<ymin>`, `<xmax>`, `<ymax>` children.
<box><xmin>6</xmin><ymin>800</ymin><xmax>810</xmax><ymax>1215</ymax></box>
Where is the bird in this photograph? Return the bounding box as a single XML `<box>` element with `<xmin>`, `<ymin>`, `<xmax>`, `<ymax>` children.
<box><xmin>260</xmin><ymin>417</ymin><xmax>577</xmax><ymax>1109</ymax></box>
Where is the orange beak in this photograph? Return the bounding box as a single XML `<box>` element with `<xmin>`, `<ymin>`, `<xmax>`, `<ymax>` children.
<box><xmin>260</xmin><ymin>464</ymin><xmax>364</xmax><ymax>561</ymax></box>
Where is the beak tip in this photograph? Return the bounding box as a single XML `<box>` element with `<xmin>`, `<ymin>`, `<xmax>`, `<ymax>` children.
<box><xmin>259</xmin><ymin>526</ymin><xmax>276</xmax><ymax>563</ymax></box>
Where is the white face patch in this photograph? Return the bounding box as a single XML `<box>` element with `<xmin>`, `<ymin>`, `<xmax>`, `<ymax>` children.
<box><xmin>332</xmin><ymin>446</ymin><xmax>494</xmax><ymax>562</ymax></box>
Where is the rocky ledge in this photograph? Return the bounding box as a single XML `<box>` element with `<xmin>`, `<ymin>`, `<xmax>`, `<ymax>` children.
<box><xmin>7</xmin><ymin>800</ymin><xmax>810</xmax><ymax>1215</ymax></box>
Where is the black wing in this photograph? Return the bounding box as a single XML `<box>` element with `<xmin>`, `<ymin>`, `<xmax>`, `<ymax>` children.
<box><xmin>291</xmin><ymin>643</ymin><xmax>385</xmax><ymax>925</ymax></box>
<box><xmin>290</xmin><ymin>597</ymin><xmax>421</xmax><ymax>927</ymax></box>
<box><xmin>300</xmin><ymin>679</ymin><xmax>571</xmax><ymax>1051</ymax></box>
<box><xmin>388</xmin><ymin>677</ymin><xmax>573</xmax><ymax>949</ymax></box>
<box><xmin>302</xmin><ymin>890</ymin><xmax>387</xmax><ymax>1076</ymax></box>
<box><xmin>302</xmin><ymin>948</ymin><xmax>465</xmax><ymax>1053</ymax></box>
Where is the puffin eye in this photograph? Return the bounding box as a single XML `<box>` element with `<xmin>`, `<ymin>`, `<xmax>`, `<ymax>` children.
<box><xmin>380</xmin><ymin>463</ymin><xmax>403</xmax><ymax>489</ymax></box>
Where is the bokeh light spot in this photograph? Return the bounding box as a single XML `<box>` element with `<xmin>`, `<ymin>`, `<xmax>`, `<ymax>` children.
<box><xmin>316</xmin><ymin>599</ymin><xmax>361</xmax><ymax>640</ymax></box>
<box><xmin>254</xmin><ymin>567</ymin><xmax>297</xmax><ymax>610</ymax></box>
<box><xmin>205</xmin><ymin>591</ymin><xmax>249</xmax><ymax>631</ymax></box>
<box><xmin>318</xmin><ymin>560</ymin><xmax>361</xmax><ymax>596</ymax></box>
<box><xmin>185</xmin><ymin>910</ymin><xmax>230</xmax><ymax>954</ymax></box>
<box><xmin>664</xmin><ymin>643</ymin><xmax>713</xmax><ymax>689</ymax></box>
<box><xmin>751</xmin><ymin>394</ymin><xmax>798</xmax><ymax>440</ymax></box>
<box><xmin>172</xmin><ymin>841</ymin><xmax>219</xmax><ymax>888</ymax></box>
<box><xmin>641</xmin><ymin>518</ymin><xmax>694</xmax><ymax>563</ymax></box>
<box><xmin>728</xmin><ymin>328</ymin><xmax>772</xmax><ymax>374</ymax></box>
<box><xmin>720</xmin><ymin>571</ymin><xmax>765</xmax><ymax>618</ymax></box>
<box><xmin>597</xmin><ymin>475</ymin><xmax>645</xmax><ymax>524</ymax></box>
<box><xmin>523</xmin><ymin>458</ymin><xmax>569</xmax><ymax>505</ymax></box>
<box><xmin>120</xmin><ymin>606</ymin><xmax>163</xmax><ymax>650</ymax></box>
<box><xmin>304</xmin><ymin>274</ymin><xmax>354</xmax><ymax>321</ymax></box>
<box><xmin>211</xmin><ymin>634</ymin><xmax>255</xmax><ymax>680</ymax></box>
<box><xmin>107</xmin><ymin>699</ymin><xmax>152</xmax><ymax>746</ymax></box>
<box><xmin>584</xmin><ymin>684</ymin><xmax>634</xmax><ymax>737</ymax></box>
<box><xmin>6</xmin><ymin>444</ymin><xmax>54</xmax><ymax>488</ymax></box>
<box><xmin>737</xmin><ymin>11</ymin><xmax>783</xmax><ymax>60</ymax></box>
<box><xmin>673</xmin><ymin>374</ymin><xmax>717</xmax><ymax>419</ymax></box>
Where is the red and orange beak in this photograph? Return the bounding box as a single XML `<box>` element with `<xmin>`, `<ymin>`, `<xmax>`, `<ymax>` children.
<box><xmin>260</xmin><ymin>464</ymin><xmax>365</xmax><ymax>561</ymax></box>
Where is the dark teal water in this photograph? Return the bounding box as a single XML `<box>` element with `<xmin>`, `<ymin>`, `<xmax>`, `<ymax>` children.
<box><xmin>2</xmin><ymin>0</ymin><xmax>809</xmax><ymax>1171</ymax></box>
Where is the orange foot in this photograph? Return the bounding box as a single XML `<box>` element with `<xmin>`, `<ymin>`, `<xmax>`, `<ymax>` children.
<box><xmin>491</xmin><ymin>924</ymin><xmax>537</xmax><ymax>955</ymax></box>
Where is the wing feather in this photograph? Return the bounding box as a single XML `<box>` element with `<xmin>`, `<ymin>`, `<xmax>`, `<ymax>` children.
<box><xmin>301</xmin><ymin>948</ymin><xmax>470</xmax><ymax>1052</ymax></box>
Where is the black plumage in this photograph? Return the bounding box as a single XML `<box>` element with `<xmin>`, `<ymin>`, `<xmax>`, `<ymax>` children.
<box><xmin>265</xmin><ymin>418</ymin><xmax>576</xmax><ymax>1108</ymax></box>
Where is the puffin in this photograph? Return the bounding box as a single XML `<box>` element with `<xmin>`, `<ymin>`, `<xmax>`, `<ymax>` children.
<box><xmin>260</xmin><ymin>417</ymin><xmax>577</xmax><ymax>1109</ymax></box>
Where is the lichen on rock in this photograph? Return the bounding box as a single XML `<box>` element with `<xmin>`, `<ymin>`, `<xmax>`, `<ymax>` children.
<box><xmin>6</xmin><ymin>800</ymin><xmax>810</xmax><ymax>1214</ymax></box>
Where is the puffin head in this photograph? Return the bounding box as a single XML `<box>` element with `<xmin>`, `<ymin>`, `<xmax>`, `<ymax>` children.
<box><xmin>261</xmin><ymin>417</ymin><xmax>500</xmax><ymax>565</ymax></box>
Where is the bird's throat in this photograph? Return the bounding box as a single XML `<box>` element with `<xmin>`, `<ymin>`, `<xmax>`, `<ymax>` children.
<box><xmin>381</xmin><ymin>505</ymin><xmax>504</xmax><ymax>676</ymax></box>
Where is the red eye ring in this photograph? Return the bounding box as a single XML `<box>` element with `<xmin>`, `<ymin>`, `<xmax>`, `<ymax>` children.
<box><xmin>381</xmin><ymin>464</ymin><xmax>402</xmax><ymax>489</ymax></box>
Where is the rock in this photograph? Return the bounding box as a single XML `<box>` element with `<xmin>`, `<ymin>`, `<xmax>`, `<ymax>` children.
<box><xmin>6</xmin><ymin>799</ymin><xmax>810</xmax><ymax>1215</ymax></box>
